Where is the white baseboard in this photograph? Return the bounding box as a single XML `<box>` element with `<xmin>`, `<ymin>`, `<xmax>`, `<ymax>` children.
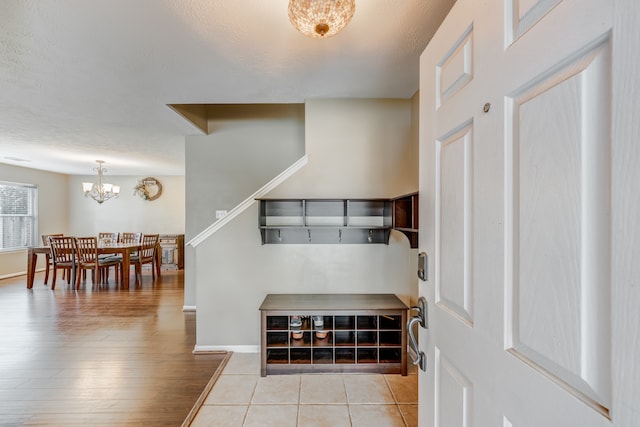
<box><xmin>0</xmin><ymin>267</ymin><xmax>44</xmax><ymax>281</ymax></box>
<box><xmin>193</xmin><ymin>345</ymin><xmax>259</xmax><ymax>354</ymax></box>
<box><xmin>182</xmin><ymin>305</ymin><xmax>196</xmax><ymax>312</ymax></box>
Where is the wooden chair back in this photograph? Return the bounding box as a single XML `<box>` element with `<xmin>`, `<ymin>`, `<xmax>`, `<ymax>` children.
<box><xmin>139</xmin><ymin>234</ymin><xmax>159</xmax><ymax>261</ymax></box>
<box><xmin>49</xmin><ymin>237</ymin><xmax>75</xmax><ymax>264</ymax></box>
<box><xmin>42</xmin><ymin>234</ymin><xmax>63</xmax><ymax>246</ymax></box>
<box><xmin>98</xmin><ymin>232</ymin><xmax>119</xmax><ymax>245</ymax></box>
<box><xmin>120</xmin><ymin>232</ymin><xmax>142</xmax><ymax>244</ymax></box>
<box><xmin>74</xmin><ymin>237</ymin><xmax>98</xmax><ymax>266</ymax></box>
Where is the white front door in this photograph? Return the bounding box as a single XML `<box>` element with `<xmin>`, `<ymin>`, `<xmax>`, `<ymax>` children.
<box><xmin>418</xmin><ymin>0</ymin><xmax>639</xmax><ymax>425</ymax></box>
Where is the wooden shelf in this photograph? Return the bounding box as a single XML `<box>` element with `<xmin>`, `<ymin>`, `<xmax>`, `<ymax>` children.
<box><xmin>258</xmin><ymin>194</ymin><xmax>418</xmax><ymax>247</ymax></box>
<box><xmin>260</xmin><ymin>294</ymin><xmax>408</xmax><ymax>376</ymax></box>
<box><xmin>258</xmin><ymin>199</ymin><xmax>392</xmax><ymax>244</ymax></box>
<box><xmin>392</xmin><ymin>193</ymin><xmax>419</xmax><ymax>248</ymax></box>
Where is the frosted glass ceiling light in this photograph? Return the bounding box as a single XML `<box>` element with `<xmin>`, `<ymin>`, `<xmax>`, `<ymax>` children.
<box><xmin>288</xmin><ymin>0</ymin><xmax>356</xmax><ymax>39</ymax></box>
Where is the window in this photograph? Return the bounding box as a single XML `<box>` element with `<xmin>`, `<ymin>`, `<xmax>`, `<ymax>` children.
<box><xmin>0</xmin><ymin>181</ymin><xmax>38</xmax><ymax>250</ymax></box>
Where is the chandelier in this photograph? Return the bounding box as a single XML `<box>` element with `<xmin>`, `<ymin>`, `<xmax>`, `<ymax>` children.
<box><xmin>82</xmin><ymin>160</ymin><xmax>120</xmax><ymax>204</ymax></box>
<box><xmin>288</xmin><ymin>0</ymin><xmax>356</xmax><ymax>39</ymax></box>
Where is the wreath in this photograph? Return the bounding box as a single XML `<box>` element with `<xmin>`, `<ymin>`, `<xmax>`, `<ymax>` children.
<box><xmin>134</xmin><ymin>177</ymin><xmax>163</xmax><ymax>201</ymax></box>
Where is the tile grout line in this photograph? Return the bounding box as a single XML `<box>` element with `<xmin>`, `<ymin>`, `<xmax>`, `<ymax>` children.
<box><xmin>343</xmin><ymin>373</ymin><xmax>355</xmax><ymax>426</ymax></box>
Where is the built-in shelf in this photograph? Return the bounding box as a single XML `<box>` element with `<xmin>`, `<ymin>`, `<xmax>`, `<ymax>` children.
<box><xmin>257</xmin><ymin>194</ymin><xmax>418</xmax><ymax>247</ymax></box>
<box><xmin>258</xmin><ymin>199</ymin><xmax>392</xmax><ymax>244</ymax></box>
<box><xmin>259</xmin><ymin>294</ymin><xmax>408</xmax><ymax>376</ymax></box>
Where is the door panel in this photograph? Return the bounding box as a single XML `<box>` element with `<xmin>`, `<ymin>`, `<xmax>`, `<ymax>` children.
<box><xmin>505</xmin><ymin>35</ymin><xmax>612</xmax><ymax>413</ymax></box>
<box><xmin>437</xmin><ymin>123</ymin><xmax>474</xmax><ymax>325</ymax></box>
<box><xmin>418</xmin><ymin>0</ymin><xmax>624</xmax><ymax>425</ymax></box>
<box><xmin>437</xmin><ymin>26</ymin><xmax>474</xmax><ymax>107</ymax></box>
<box><xmin>505</xmin><ymin>0</ymin><xmax>562</xmax><ymax>46</ymax></box>
<box><xmin>435</xmin><ymin>348</ymin><xmax>473</xmax><ymax>427</ymax></box>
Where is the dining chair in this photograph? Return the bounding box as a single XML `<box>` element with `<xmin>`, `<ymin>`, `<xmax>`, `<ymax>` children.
<box><xmin>120</xmin><ymin>232</ymin><xmax>142</xmax><ymax>244</ymax></box>
<box><xmin>48</xmin><ymin>236</ymin><xmax>76</xmax><ymax>290</ymax></box>
<box><xmin>117</xmin><ymin>232</ymin><xmax>143</xmax><ymax>281</ymax></box>
<box><xmin>98</xmin><ymin>232</ymin><xmax>119</xmax><ymax>245</ymax></box>
<box><xmin>97</xmin><ymin>232</ymin><xmax>120</xmax><ymax>281</ymax></box>
<box><xmin>130</xmin><ymin>234</ymin><xmax>159</xmax><ymax>285</ymax></box>
<box><xmin>74</xmin><ymin>237</ymin><xmax>122</xmax><ymax>289</ymax></box>
<box><xmin>41</xmin><ymin>233</ymin><xmax>64</xmax><ymax>285</ymax></box>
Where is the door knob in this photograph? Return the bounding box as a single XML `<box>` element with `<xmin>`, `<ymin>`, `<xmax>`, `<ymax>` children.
<box><xmin>407</xmin><ymin>296</ymin><xmax>428</xmax><ymax>371</ymax></box>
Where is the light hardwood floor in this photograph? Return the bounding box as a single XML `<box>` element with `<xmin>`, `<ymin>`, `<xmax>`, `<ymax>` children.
<box><xmin>0</xmin><ymin>268</ymin><xmax>226</xmax><ymax>426</ymax></box>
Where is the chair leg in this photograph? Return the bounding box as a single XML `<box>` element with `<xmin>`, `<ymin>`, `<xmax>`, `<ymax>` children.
<box><xmin>44</xmin><ymin>256</ymin><xmax>51</xmax><ymax>285</ymax></box>
<box><xmin>51</xmin><ymin>268</ymin><xmax>57</xmax><ymax>290</ymax></box>
<box><xmin>135</xmin><ymin>264</ymin><xmax>141</xmax><ymax>285</ymax></box>
<box><xmin>76</xmin><ymin>268</ymin><xmax>82</xmax><ymax>289</ymax></box>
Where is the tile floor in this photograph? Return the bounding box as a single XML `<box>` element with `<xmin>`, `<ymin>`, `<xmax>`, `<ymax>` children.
<box><xmin>190</xmin><ymin>353</ymin><xmax>418</xmax><ymax>427</ymax></box>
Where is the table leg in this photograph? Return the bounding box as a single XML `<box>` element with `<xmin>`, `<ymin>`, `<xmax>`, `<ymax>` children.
<box><xmin>122</xmin><ymin>248</ymin><xmax>131</xmax><ymax>289</ymax></box>
<box><xmin>27</xmin><ymin>249</ymin><xmax>37</xmax><ymax>289</ymax></box>
<box><xmin>155</xmin><ymin>246</ymin><xmax>161</xmax><ymax>279</ymax></box>
<box><xmin>71</xmin><ymin>259</ymin><xmax>76</xmax><ymax>289</ymax></box>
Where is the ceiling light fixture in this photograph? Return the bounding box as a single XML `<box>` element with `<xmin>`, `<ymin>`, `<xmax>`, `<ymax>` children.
<box><xmin>288</xmin><ymin>0</ymin><xmax>356</xmax><ymax>39</ymax></box>
<box><xmin>82</xmin><ymin>160</ymin><xmax>120</xmax><ymax>204</ymax></box>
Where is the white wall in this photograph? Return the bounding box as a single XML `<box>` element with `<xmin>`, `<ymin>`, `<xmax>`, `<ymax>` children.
<box><xmin>0</xmin><ymin>163</ymin><xmax>185</xmax><ymax>279</ymax></box>
<box><xmin>0</xmin><ymin>164</ymin><xmax>69</xmax><ymax>278</ymax></box>
<box><xmin>67</xmin><ymin>175</ymin><xmax>185</xmax><ymax>236</ymax></box>
<box><xmin>193</xmin><ymin>98</ymin><xmax>419</xmax><ymax>349</ymax></box>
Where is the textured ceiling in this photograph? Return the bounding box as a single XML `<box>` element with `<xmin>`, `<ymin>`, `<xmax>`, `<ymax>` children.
<box><xmin>0</xmin><ymin>0</ymin><xmax>455</xmax><ymax>175</ymax></box>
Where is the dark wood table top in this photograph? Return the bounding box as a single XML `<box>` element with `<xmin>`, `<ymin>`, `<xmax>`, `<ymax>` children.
<box><xmin>259</xmin><ymin>293</ymin><xmax>408</xmax><ymax>311</ymax></box>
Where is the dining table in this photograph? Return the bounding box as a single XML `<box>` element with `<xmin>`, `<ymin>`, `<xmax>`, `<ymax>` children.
<box><xmin>26</xmin><ymin>242</ymin><xmax>160</xmax><ymax>289</ymax></box>
<box><xmin>26</xmin><ymin>246</ymin><xmax>52</xmax><ymax>289</ymax></box>
<box><xmin>97</xmin><ymin>242</ymin><xmax>143</xmax><ymax>289</ymax></box>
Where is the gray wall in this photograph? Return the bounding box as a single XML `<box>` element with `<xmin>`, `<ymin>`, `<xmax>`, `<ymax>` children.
<box><xmin>184</xmin><ymin>104</ymin><xmax>306</xmax><ymax>307</ymax></box>
<box><xmin>191</xmin><ymin>98</ymin><xmax>419</xmax><ymax>350</ymax></box>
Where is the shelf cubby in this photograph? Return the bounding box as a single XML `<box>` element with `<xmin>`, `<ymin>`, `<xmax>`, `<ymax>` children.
<box><xmin>357</xmin><ymin>331</ymin><xmax>378</xmax><ymax>346</ymax></box>
<box><xmin>379</xmin><ymin>315</ymin><xmax>402</xmax><ymax>330</ymax></box>
<box><xmin>266</xmin><ymin>316</ymin><xmax>289</xmax><ymax>330</ymax></box>
<box><xmin>290</xmin><ymin>348</ymin><xmax>312</xmax><ymax>364</ymax></box>
<box><xmin>392</xmin><ymin>192</ymin><xmax>419</xmax><ymax>248</ymax></box>
<box><xmin>357</xmin><ymin>348</ymin><xmax>379</xmax><ymax>363</ymax></box>
<box><xmin>334</xmin><ymin>331</ymin><xmax>356</xmax><ymax>346</ymax></box>
<box><xmin>313</xmin><ymin>348</ymin><xmax>334</xmax><ymax>364</ymax></box>
<box><xmin>266</xmin><ymin>332</ymin><xmax>289</xmax><ymax>347</ymax></box>
<box><xmin>266</xmin><ymin>349</ymin><xmax>289</xmax><ymax>364</ymax></box>
<box><xmin>379</xmin><ymin>331</ymin><xmax>402</xmax><ymax>346</ymax></box>
<box><xmin>335</xmin><ymin>348</ymin><xmax>356</xmax><ymax>364</ymax></box>
<box><xmin>357</xmin><ymin>315</ymin><xmax>378</xmax><ymax>329</ymax></box>
<box><xmin>335</xmin><ymin>316</ymin><xmax>356</xmax><ymax>330</ymax></box>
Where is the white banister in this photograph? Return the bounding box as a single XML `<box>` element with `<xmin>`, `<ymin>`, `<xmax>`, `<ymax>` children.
<box><xmin>187</xmin><ymin>155</ymin><xmax>308</xmax><ymax>247</ymax></box>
